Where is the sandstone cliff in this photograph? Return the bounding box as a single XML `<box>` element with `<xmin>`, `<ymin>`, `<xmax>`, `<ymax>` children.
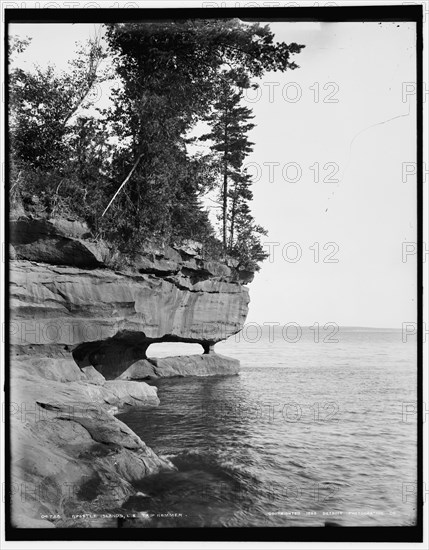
<box><xmin>9</xmin><ymin>216</ymin><xmax>252</xmax><ymax>528</ymax></box>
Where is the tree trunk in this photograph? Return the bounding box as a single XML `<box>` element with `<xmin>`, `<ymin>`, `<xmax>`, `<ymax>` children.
<box><xmin>222</xmin><ymin>104</ymin><xmax>229</xmax><ymax>251</ymax></box>
<box><xmin>229</xmin><ymin>193</ymin><xmax>237</xmax><ymax>249</ymax></box>
<box><xmin>102</xmin><ymin>152</ymin><xmax>144</xmax><ymax>217</ymax></box>
<box><xmin>222</xmin><ymin>161</ymin><xmax>228</xmax><ymax>250</ymax></box>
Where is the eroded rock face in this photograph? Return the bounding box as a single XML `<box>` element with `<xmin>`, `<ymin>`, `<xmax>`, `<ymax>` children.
<box><xmin>10</xmin><ymin>216</ymin><xmax>254</xmax><ymax>283</ymax></box>
<box><xmin>9</xmin><ymin>216</ymin><xmax>253</xmax><ymax>527</ymax></box>
<box><xmin>10</xmin><ymin>217</ymin><xmax>251</xmax><ymax>378</ymax></box>
<box><xmin>11</xmin><ymin>258</ymin><xmax>249</xmax><ymax>377</ymax></box>
<box><xmin>10</xmin><ymin>366</ymin><xmax>174</xmax><ymax>528</ymax></box>
<box><xmin>10</xmin><ymin>260</ymin><xmax>248</xmax><ymax>345</ymax></box>
<box><xmin>10</xmin><ymin>217</ymin><xmax>105</xmax><ymax>268</ymax></box>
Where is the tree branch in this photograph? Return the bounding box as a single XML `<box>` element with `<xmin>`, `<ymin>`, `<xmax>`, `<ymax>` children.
<box><xmin>102</xmin><ymin>153</ymin><xmax>144</xmax><ymax>217</ymax></box>
<box><xmin>62</xmin><ymin>36</ymin><xmax>104</xmax><ymax>127</ymax></box>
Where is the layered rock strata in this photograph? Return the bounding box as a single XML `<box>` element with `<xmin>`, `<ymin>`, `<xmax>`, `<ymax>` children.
<box><xmin>9</xmin><ymin>216</ymin><xmax>252</xmax><ymax>528</ymax></box>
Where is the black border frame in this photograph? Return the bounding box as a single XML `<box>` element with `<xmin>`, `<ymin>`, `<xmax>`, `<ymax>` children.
<box><xmin>3</xmin><ymin>4</ymin><xmax>424</xmax><ymax>543</ymax></box>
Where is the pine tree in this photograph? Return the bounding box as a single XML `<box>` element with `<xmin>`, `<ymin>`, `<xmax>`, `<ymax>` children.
<box><xmin>104</xmin><ymin>19</ymin><xmax>304</xmax><ymax>256</ymax></box>
<box><xmin>228</xmin><ymin>169</ymin><xmax>253</xmax><ymax>250</ymax></box>
<box><xmin>200</xmin><ymin>80</ymin><xmax>255</xmax><ymax>250</ymax></box>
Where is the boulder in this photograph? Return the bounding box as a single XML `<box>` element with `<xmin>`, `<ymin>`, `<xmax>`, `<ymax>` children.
<box><xmin>117</xmin><ymin>359</ymin><xmax>157</xmax><ymax>380</ymax></box>
<box><xmin>81</xmin><ymin>365</ymin><xmax>105</xmax><ymax>385</ymax></box>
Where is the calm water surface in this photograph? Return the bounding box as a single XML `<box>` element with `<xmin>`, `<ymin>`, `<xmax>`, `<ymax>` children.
<box><xmin>118</xmin><ymin>328</ymin><xmax>417</xmax><ymax>527</ymax></box>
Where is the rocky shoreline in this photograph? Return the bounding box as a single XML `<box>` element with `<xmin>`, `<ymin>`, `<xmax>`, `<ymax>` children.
<box><xmin>9</xmin><ymin>216</ymin><xmax>251</xmax><ymax>528</ymax></box>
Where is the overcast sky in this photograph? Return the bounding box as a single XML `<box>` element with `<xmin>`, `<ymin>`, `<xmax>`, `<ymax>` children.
<box><xmin>10</xmin><ymin>21</ymin><xmax>417</xmax><ymax>328</ymax></box>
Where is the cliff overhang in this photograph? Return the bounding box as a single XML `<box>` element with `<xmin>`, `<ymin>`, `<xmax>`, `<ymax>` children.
<box><xmin>9</xmin><ymin>215</ymin><xmax>254</xmax><ymax>527</ymax></box>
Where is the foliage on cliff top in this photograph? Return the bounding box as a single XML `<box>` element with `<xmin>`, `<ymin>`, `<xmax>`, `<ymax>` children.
<box><xmin>9</xmin><ymin>21</ymin><xmax>304</xmax><ymax>272</ymax></box>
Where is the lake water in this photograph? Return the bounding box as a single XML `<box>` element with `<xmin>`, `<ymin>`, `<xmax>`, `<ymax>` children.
<box><xmin>118</xmin><ymin>327</ymin><xmax>418</xmax><ymax>528</ymax></box>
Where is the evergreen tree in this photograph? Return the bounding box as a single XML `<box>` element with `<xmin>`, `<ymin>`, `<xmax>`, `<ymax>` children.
<box><xmin>199</xmin><ymin>81</ymin><xmax>255</xmax><ymax>250</ymax></box>
<box><xmin>103</xmin><ymin>19</ymin><xmax>304</xmax><ymax>256</ymax></box>
<box><xmin>9</xmin><ymin>20</ymin><xmax>305</xmax><ymax>271</ymax></box>
<box><xmin>228</xmin><ymin>169</ymin><xmax>254</xmax><ymax>250</ymax></box>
